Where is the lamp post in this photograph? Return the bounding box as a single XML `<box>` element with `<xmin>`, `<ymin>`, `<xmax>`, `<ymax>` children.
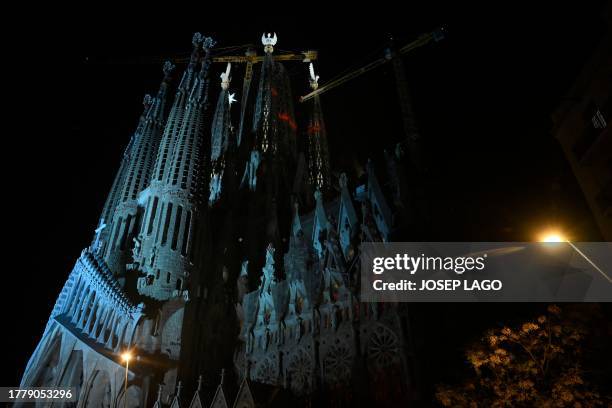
<box><xmin>121</xmin><ymin>351</ymin><xmax>132</xmax><ymax>408</ymax></box>
<box><xmin>539</xmin><ymin>231</ymin><xmax>612</xmax><ymax>284</ymax></box>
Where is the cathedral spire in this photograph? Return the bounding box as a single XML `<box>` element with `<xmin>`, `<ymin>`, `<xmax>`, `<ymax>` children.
<box><xmin>164</xmin><ymin>35</ymin><xmax>214</xmax><ymax>190</ymax></box>
<box><xmin>102</xmin><ymin>61</ymin><xmax>174</xmax><ymax>279</ymax></box>
<box><xmin>188</xmin><ymin>36</ymin><xmax>216</xmax><ymax>104</ymax></box>
<box><xmin>152</xmin><ymin>384</ymin><xmax>163</xmax><ymax>408</ymax></box>
<box><xmin>93</xmin><ymin>151</ymin><xmax>129</xmax><ymax>255</ymax></box>
<box><xmin>306</xmin><ymin>63</ymin><xmax>331</xmax><ymax>191</ymax></box>
<box><xmin>178</xmin><ymin>32</ymin><xmax>203</xmax><ymax>91</ymax></box>
<box><xmin>135</xmin><ymin>35</ymin><xmax>216</xmax><ymax>301</ymax></box>
<box><xmin>211</xmin><ymin>64</ymin><xmax>234</xmax><ymax>160</ymax></box>
<box><xmin>147</xmin><ymin>60</ymin><xmax>175</xmax><ymax>122</ymax></box>
<box><xmin>208</xmin><ymin>370</ymin><xmax>229</xmax><ymax>408</ymax></box>
<box><xmin>209</xmin><ymin>63</ymin><xmax>235</xmax><ymax>204</ymax></box>
<box><xmin>252</xmin><ymin>32</ymin><xmax>297</xmax><ymax>157</ymax></box>
<box><xmin>169</xmin><ymin>381</ymin><xmax>183</xmax><ymax>408</ymax></box>
<box><xmin>262</xmin><ymin>32</ymin><xmax>277</xmax><ymax>54</ymax></box>
<box><xmin>152</xmin><ymin>33</ymin><xmax>203</xmax><ymax>183</ymax></box>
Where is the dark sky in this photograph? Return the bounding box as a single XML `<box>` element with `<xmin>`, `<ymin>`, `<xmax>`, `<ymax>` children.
<box><xmin>3</xmin><ymin>4</ymin><xmax>609</xmax><ymax>389</ymax></box>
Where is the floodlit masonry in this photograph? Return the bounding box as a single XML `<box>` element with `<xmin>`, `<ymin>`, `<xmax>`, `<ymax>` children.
<box><xmin>19</xmin><ymin>32</ymin><xmax>423</xmax><ymax>407</ymax></box>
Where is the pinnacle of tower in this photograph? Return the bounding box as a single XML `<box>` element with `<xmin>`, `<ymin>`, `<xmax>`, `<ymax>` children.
<box><xmin>143</xmin><ymin>94</ymin><xmax>153</xmax><ymax>107</ymax></box>
<box><xmin>147</xmin><ymin>60</ymin><xmax>175</xmax><ymax>123</ymax></box>
<box><xmin>152</xmin><ymin>34</ymin><xmax>204</xmax><ymax>183</ymax></box>
<box><xmin>211</xmin><ymin>63</ymin><xmax>234</xmax><ymax>163</ymax></box>
<box><xmin>202</xmin><ymin>35</ymin><xmax>216</xmax><ymax>51</ymax></box>
<box><xmin>252</xmin><ymin>33</ymin><xmax>297</xmax><ymax>158</ymax></box>
<box><xmin>152</xmin><ymin>384</ymin><xmax>163</xmax><ymax>408</ymax></box>
<box><xmin>189</xmin><ymin>36</ymin><xmax>215</xmax><ymax>104</ymax></box>
<box><xmin>308</xmin><ymin>62</ymin><xmax>320</xmax><ymax>90</ymax></box>
<box><xmin>306</xmin><ymin>83</ymin><xmax>331</xmax><ymax>191</ymax></box>
<box><xmin>134</xmin><ymin>94</ymin><xmax>153</xmax><ymax>134</ymax></box>
<box><xmin>169</xmin><ymin>380</ymin><xmax>183</xmax><ymax>408</ymax></box>
<box><xmin>189</xmin><ymin>376</ymin><xmax>204</xmax><ymax>408</ymax></box>
<box><xmin>177</xmin><ymin>32</ymin><xmax>204</xmax><ymax>91</ymax></box>
<box><xmin>220</xmin><ymin>62</ymin><xmax>231</xmax><ymax>90</ymax></box>
<box><xmin>261</xmin><ymin>32</ymin><xmax>277</xmax><ymax>54</ymax></box>
<box><xmin>163</xmin><ymin>59</ymin><xmax>175</xmax><ymax>77</ymax></box>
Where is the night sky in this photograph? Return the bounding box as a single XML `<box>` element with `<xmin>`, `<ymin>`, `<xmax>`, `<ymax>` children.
<box><xmin>3</xmin><ymin>4</ymin><xmax>609</xmax><ymax>394</ymax></box>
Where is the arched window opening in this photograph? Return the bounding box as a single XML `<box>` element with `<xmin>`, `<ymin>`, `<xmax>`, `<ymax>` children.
<box><xmin>161</xmin><ymin>203</ymin><xmax>173</xmax><ymax>246</ymax></box>
<box><xmin>171</xmin><ymin>206</ymin><xmax>183</xmax><ymax>250</ymax></box>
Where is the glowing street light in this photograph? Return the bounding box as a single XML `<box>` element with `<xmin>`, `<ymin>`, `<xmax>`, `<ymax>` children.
<box><xmin>540</xmin><ymin>233</ymin><xmax>566</xmax><ymax>243</ymax></box>
<box><xmin>121</xmin><ymin>352</ymin><xmax>132</xmax><ymax>363</ymax></box>
<box><xmin>121</xmin><ymin>351</ymin><xmax>132</xmax><ymax>408</ymax></box>
<box><xmin>538</xmin><ymin>229</ymin><xmax>612</xmax><ymax>284</ymax></box>
<box><xmin>538</xmin><ymin>229</ymin><xmax>568</xmax><ymax>243</ymax></box>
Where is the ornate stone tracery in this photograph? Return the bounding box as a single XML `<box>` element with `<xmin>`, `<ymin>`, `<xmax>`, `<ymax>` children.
<box><xmin>366</xmin><ymin>324</ymin><xmax>401</xmax><ymax>370</ymax></box>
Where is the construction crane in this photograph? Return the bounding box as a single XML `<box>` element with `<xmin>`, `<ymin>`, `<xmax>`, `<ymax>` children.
<box><xmin>91</xmin><ymin>42</ymin><xmax>318</xmax><ymax>147</ymax></box>
<box><xmin>298</xmin><ymin>27</ymin><xmax>445</xmax><ymax>239</ymax></box>
<box><xmin>299</xmin><ymin>28</ymin><xmax>444</xmax><ymax>103</ymax></box>
<box><xmin>205</xmin><ymin>47</ymin><xmax>317</xmax><ymax>145</ymax></box>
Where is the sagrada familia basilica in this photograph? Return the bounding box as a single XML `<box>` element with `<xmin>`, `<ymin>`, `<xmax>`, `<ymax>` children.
<box><xmin>19</xmin><ymin>32</ymin><xmax>421</xmax><ymax>407</ymax></box>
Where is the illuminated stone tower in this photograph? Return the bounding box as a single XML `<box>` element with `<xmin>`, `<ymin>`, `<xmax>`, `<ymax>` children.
<box><xmin>19</xmin><ymin>32</ymin><xmax>418</xmax><ymax>407</ymax></box>
<box><xmin>102</xmin><ymin>61</ymin><xmax>174</xmax><ymax>283</ymax></box>
<box><xmin>134</xmin><ymin>35</ymin><xmax>215</xmax><ymax>301</ymax></box>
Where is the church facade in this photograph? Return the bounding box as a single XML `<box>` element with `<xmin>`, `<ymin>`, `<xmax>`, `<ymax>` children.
<box><xmin>19</xmin><ymin>33</ymin><xmax>419</xmax><ymax>407</ymax></box>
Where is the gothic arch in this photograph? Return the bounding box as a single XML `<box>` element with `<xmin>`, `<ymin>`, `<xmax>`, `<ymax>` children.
<box><xmin>115</xmin><ymin>384</ymin><xmax>141</xmax><ymax>408</ymax></box>
<box><xmin>76</xmin><ymin>287</ymin><xmax>91</xmax><ymax>324</ymax></box>
<box><xmin>57</xmin><ymin>350</ymin><xmax>84</xmax><ymax>396</ymax></box>
<box><xmin>82</xmin><ymin>370</ymin><xmax>111</xmax><ymax>408</ymax></box>
<box><xmin>94</xmin><ymin>306</ymin><xmax>107</xmax><ymax>338</ymax></box>
<box><xmin>31</xmin><ymin>333</ymin><xmax>62</xmax><ymax>387</ymax></box>
<box><xmin>103</xmin><ymin>311</ymin><xmax>116</xmax><ymax>344</ymax></box>
<box><xmin>114</xmin><ymin>320</ymin><xmax>129</xmax><ymax>350</ymax></box>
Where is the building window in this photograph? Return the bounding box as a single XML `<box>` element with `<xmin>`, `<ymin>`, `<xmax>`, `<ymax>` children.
<box><xmin>111</xmin><ymin>217</ymin><xmax>123</xmax><ymax>250</ymax></box>
<box><xmin>154</xmin><ymin>203</ymin><xmax>165</xmax><ymax>243</ymax></box>
<box><xmin>119</xmin><ymin>215</ymin><xmax>132</xmax><ymax>251</ymax></box>
<box><xmin>147</xmin><ymin>197</ymin><xmax>159</xmax><ymax>235</ymax></box>
<box><xmin>181</xmin><ymin>211</ymin><xmax>192</xmax><ymax>256</ymax></box>
<box><xmin>161</xmin><ymin>203</ymin><xmax>173</xmax><ymax>246</ymax></box>
<box><xmin>171</xmin><ymin>206</ymin><xmax>183</xmax><ymax>250</ymax></box>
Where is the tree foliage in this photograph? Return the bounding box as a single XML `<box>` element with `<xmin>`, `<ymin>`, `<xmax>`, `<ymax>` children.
<box><xmin>435</xmin><ymin>305</ymin><xmax>610</xmax><ymax>407</ymax></box>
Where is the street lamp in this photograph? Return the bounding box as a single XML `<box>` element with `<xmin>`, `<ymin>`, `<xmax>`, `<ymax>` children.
<box><xmin>538</xmin><ymin>230</ymin><xmax>612</xmax><ymax>284</ymax></box>
<box><xmin>541</xmin><ymin>233</ymin><xmax>566</xmax><ymax>243</ymax></box>
<box><xmin>121</xmin><ymin>351</ymin><xmax>132</xmax><ymax>408</ymax></box>
<box><xmin>538</xmin><ymin>229</ymin><xmax>568</xmax><ymax>243</ymax></box>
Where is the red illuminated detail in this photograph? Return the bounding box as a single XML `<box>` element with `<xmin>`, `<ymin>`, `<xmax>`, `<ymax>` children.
<box><xmin>278</xmin><ymin>112</ymin><xmax>297</xmax><ymax>130</ymax></box>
